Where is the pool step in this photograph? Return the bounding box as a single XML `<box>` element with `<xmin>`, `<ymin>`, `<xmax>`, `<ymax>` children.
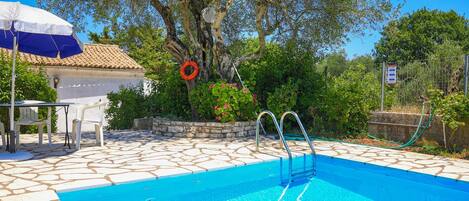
<box><xmin>281</xmin><ymin>170</ymin><xmax>315</xmax><ymax>186</ymax></box>
<box><xmin>292</xmin><ymin>170</ymin><xmax>315</xmax><ymax>178</ymax></box>
<box><xmin>291</xmin><ymin>170</ymin><xmax>315</xmax><ymax>182</ymax></box>
<box><xmin>279</xmin><ymin>153</ymin><xmax>316</xmax><ymax>186</ymax></box>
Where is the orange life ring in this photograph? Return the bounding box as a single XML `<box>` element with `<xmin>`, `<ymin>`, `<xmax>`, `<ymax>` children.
<box><xmin>179</xmin><ymin>61</ymin><xmax>199</xmax><ymax>81</ymax></box>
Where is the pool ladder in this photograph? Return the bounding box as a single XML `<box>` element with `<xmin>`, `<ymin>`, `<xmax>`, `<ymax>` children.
<box><xmin>255</xmin><ymin>111</ymin><xmax>317</xmax><ymax>184</ymax></box>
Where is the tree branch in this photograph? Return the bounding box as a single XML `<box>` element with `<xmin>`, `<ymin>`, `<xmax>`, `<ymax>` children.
<box><xmin>233</xmin><ymin>0</ymin><xmax>269</xmax><ymax>66</ymax></box>
<box><xmin>211</xmin><ymin>0</ymin><xmax>233</xmax><ymax>43</ymax></box>
<box><xmin>181</xmin><ymin>0</ymin><xmax>201</xmax><ymax>49</ymax></box>
<box><xmin>150</xmin><ymin>0</ymin><xmax>189</xmax><ymax>62</ymax></box>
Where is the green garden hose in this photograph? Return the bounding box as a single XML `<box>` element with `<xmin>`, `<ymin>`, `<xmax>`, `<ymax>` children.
<box><xmin>367</xmin><ymin>102</ymin><xmax>434</xmax><ymax>149</ymax></box>
<box><xmin>284</xmin><ymin>102</ymin><xmax>434</xmax><ymax>150</ymax></box>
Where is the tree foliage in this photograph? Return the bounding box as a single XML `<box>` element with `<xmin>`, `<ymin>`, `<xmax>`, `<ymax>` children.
<box><xmin>316</xmin><ymin>50</ymin><xmax>348</xmax><ymax>77</ymax></box>
<box><xmin>316</xmin><ymin>51</ymin><xmax>376</xmax><ymax>78</ymax></box>
<box><xmin>374</xmin><ymin>9</ymin><xmax>469</xmax><ymax>65</ymax></box>
<box><xmin>39</xmin><ymin>0</ymin><xmax>394</xmax><ymax>119</ymax></box>
<box><xmin>88</xmin><ymin>23</ymin><xmax>175</xmax><ymax>80</ymax></box>
<box><xmin>39</xmin><ymin>0</ymin><xmax>394</xmax><ymax>82</ymax></box>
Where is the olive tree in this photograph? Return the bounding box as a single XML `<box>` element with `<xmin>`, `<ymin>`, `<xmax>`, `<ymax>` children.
<box><xmin>38</xmin><ymin>0</ymin><xmax>395</xmax><ymax>117</ymax></box>
<box><xmin>39</xmin><ymin>0</ymin><xmax>394</xmax><ymax>80</ymax></box>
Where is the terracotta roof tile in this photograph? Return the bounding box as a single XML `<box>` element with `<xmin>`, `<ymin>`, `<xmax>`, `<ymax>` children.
<box><xmin>0</xmin><ymin>44</ymin><xmax>143</xmax><ymax>70</ymax></box>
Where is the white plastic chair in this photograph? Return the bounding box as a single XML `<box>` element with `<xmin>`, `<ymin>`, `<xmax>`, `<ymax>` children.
<box><xmin>0</xmin><ymin>121</ymin><xmax>5</xmax><ymax>149</ymax></box>
<box><xmin>71</xmin><ymin>100</ymin><xmax>108</xmax><ymax>150</ymax></box>
<box><xmin>15</xmin><ymin>100</ymin><xmax>52</xmax><ymax>146</ymax></box>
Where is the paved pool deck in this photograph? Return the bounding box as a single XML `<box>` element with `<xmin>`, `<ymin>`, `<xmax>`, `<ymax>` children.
<box><xmin>1</xmin><ymin>130</ymin><xmax>469</xmax><ymax>201</ymax></box>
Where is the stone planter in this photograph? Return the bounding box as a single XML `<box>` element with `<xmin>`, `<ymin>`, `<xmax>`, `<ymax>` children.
<box><xmin>134</xmin><ymin>117</ymin><xmax>257</xmax><ymax>138</ymax></box>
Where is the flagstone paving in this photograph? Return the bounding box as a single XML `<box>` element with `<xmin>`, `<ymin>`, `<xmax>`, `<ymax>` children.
<box><xmin>1</xmin><ymin>130</ymin><xmax>469</xmax><ymax>201</ymax></box>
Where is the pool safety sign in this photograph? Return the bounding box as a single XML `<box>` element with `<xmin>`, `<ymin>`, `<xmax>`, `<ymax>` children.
<box><xmin>386</xmin><ymin>64</ymin><xmax>397</xmax><ymax>84</ymax></box>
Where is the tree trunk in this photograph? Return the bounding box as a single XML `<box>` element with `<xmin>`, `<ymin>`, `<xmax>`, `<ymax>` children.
<box><xmin>151</xmin><ymin>0</ymin><xmax>270</xmax><ymax>120</ymax></box>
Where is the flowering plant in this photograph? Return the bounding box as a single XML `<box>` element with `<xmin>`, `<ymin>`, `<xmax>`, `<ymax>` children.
<box><xmin>190</xmin><ymin>81</ymin><xmax>257</xmax><ymax>122</ymax></box>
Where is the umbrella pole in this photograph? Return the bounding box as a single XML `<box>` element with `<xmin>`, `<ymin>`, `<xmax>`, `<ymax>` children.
<box><xmin>8</xmin><ymin>36</ymin><xmax>17</xmax><ymax>153</ymax></box>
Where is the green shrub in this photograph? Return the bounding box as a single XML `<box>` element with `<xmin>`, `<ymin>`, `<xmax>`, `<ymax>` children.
<box><xmin>0</xmin><ymin>53</ymin><xmax>57</xmax><ymax>132</ymax></box>
<box><xmin>106</xmin><ymin>65</ymin><xmax>192</xmax><ymax>129</ymax></box>
<box><xmin>317</xmin><ymin>63</ymin><xmax>380</xmax><ymax>135</ymax></box>
<box><xmin>238</xmin><ymin>42</ymin><xmax>325</xmax><ymax>127</ymax></box>
<box><xmin>106</xmin><ymin>84</ymin><xmax>147</xmax><ymax>130</ymax></box>
<box><xmin>151</xmin><ymin>68</ymin><xmax>191</xmax><ymax>119</ymax></box>
<box><xmin>429</xmin><ymin>89</ymin><xmax>469</xmax><ymax>130</ymax></box>
<box><xmin>189</xmin><ymin>83</ymin><xmax>216</xmax><ymax>121</ymax></box>
<box><xmin>267</xmin><ymin>81</ymin><xmax>298</xmax><ymax>117</ymax></box>
<box><xmin>189</xmin><ymin>81</ymin><xmax>257</xmax><ymax>122</ymax></box>
<box><xmin>212</xmin><ymin>82</ymin><xmax>257</xmax><ymax>122</ymax></box>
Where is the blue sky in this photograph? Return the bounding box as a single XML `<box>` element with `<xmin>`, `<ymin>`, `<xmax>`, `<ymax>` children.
<box><xmin>9</xmin><ymin>0</ymin><xmax>469</xmax><ymax>59</ymax></box>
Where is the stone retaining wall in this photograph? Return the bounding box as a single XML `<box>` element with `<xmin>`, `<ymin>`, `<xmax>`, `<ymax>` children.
<box><xmin>133</xmin><ymin>117</ymin><xmax>153</xmax><ymax>130</ymax></box>
<box><xmin>368</xmin><ymin>112</ymin><xmax>469</xmax><ymax>149</ymax></box>
<box><xmin>134</xmin><ymin>117</ymin><xmax>257</xmax><ymax>138</ymax></box>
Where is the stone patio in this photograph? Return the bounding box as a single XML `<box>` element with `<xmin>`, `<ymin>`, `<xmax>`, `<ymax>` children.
<box><xmin>1</xmin><ymin>130</ymin><xmax>469</xmax><ymax>201</ymax></box>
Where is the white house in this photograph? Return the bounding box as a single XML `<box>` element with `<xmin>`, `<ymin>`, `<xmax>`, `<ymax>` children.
<box><xmin>1</xmin><ymin>44</ymin><xmax>145</xmax><ymax>132</ymax></box>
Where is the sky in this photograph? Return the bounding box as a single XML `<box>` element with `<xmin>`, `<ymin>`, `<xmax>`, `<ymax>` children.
<box><xmin>7</xmin><ymin>0</ymin><xmax>469</xmax><ymax>59</ymax></box>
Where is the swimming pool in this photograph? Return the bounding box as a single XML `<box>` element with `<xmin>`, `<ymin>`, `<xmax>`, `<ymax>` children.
<box><xmin>58</xmin><ymin>154</ymin><xmax>469</xmax><ymax>201</ymax></box>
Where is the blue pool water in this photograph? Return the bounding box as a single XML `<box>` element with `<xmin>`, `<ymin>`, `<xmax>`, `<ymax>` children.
<box><xmin>58</xmin><ymin>155</ymin><xmax>469</xmax><ymax>201</ymax></box>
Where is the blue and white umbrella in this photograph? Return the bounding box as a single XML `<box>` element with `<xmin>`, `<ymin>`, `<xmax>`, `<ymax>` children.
<box><xmin>0</xmin><ymin>2</ymin><xmax>83</xmax><ymax>153</ymax></box>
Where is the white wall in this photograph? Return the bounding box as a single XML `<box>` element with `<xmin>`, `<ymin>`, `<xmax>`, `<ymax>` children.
<box><xmin>44</xmin><ymin>67</ymin><xmax>144</xmax><ymax>132</ymax></box>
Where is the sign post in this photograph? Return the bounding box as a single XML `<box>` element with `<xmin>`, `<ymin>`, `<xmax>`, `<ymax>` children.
<box><xmin>386</xmin><ymin>63</ymin><xmax>398</xmax><ymax>85</ymax></box>
<box><xmin>381</xmin><ymin>62</ymin><xmax>398</xmax><ymax>111</ymax></box>
<box><xmin>381</xmin><ymin>62</ymin><xmax>385</xmax><ymax>111</ymax></box>
<box><xmin>464</xmin><ymin>54</ymin><xmax>468</xmax><ymax>96</ymax></box>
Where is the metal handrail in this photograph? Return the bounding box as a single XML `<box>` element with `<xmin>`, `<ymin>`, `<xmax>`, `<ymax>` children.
<box><xmin>255</xmin><ymin>111</ymin><xmax>292</xmax><ymax>181</ymax></box>
<box><xmin>280</xmin><ymin>111</ymin><xmax>317</xmax><ymax>174</ymax></box>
